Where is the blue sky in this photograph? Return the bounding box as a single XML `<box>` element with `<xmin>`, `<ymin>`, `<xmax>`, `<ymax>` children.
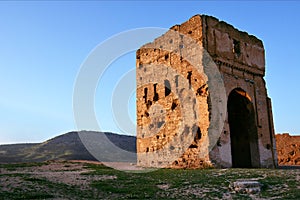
<box><xmin>0</xmin><ymin>1</ymin><xmax>299</xmax><ymax>144</ymax></box>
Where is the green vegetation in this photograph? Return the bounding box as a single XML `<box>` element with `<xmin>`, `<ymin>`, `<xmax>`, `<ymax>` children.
<box><xmin>0</xmin><ymin>162</ymin><xmax>299</xmax><ymax>199</ymax></box>
<box><xmin>0</xmin><ymin>162</ymin><xmax>49</xmax><ymax>171</ymax></box>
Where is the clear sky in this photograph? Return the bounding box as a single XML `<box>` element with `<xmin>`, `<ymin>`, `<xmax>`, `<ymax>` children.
<box><xmin>0</xmin><ymin>1</ymin><xmax>299</xmax><ymax>144</ymax></box>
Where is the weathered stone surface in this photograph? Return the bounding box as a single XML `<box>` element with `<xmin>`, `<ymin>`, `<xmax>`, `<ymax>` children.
<box><xmin>136</xmin><ymin>14</ymin><xmax>277</xmax><ymax>169</ymax></box>
<box><xmin>276</xmin><ymin>133</ymin><xmax>300</xmax><ymax>165</ymax></box>
<box><xmin>229</xmin><ymin>180</ymin><xmax>262</xmax><ymax>194</ymax></box>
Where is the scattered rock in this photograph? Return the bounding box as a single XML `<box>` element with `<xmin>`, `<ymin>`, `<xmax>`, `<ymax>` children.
<box><xmin>229</xmin><ymin>180</ymin><xmax>261</xmax><ymax>194</ymax></box>
<box><xmin>157</xmin><ymin>183</ymin><xmax>170</xmax><ymax>190</ymax></box>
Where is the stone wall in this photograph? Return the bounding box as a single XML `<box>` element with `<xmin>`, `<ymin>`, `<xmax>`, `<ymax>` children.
<box><xmin>136</xmin><ymin>15</ymin><xmax>277</xmax><ymax>169</ymax></box>
<box><xmin>276</xmin><ymin>134</ymin><xmax>300</xmax><ymax>165</ymax></box>
<box><xmin>201</xmin><ymin>15</ymin><xmax>277</xmax><ymax>168</ymax></box>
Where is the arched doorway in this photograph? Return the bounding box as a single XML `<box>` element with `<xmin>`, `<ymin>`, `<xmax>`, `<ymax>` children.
<box><xmin>228</xmin><ymin>88</ymin><xmax>260</xmax><ymax>168</ymax></box>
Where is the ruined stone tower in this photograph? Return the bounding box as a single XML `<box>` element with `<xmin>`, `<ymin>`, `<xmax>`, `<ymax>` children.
<box><xmin>136</xmin><ymin>15</ymin><xmax>277</xmax><ymax>168</ymax></box>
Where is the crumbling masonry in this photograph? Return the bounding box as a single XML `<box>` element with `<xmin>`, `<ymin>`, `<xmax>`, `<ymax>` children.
<box><xmin>136</xmin><ymin>15</ymin><xmax>278</xmax><ymax>168</ymax></box>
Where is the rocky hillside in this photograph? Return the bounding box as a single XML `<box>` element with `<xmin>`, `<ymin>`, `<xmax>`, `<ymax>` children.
<box><xmin>276</xmin><ymin>133</ymin><xmax>300</xmax><ymax>165</ymax></box>
<box><xmin>0</xmin><ymin>131</ymin><xmax>136</xmax><ymax>163</ymax></box>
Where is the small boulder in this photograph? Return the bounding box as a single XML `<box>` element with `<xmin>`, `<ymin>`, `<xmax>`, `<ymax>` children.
<box><xmin>229</xmin><ymin>180</ymin><xmax>261</xmax><ymax>194</ymax></box>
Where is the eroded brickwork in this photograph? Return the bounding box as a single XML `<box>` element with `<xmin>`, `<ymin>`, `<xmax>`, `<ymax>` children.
<box><xmin>136</xmin><ymin>15</ymin><xmax>277</xmax><ymax>168</ymax></box>
<box><xmin>276</xmin><ymin>134</ymin><xmax>300</xmax><ymax>165</ymax></box>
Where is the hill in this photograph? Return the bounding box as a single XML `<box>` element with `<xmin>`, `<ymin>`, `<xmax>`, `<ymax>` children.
<box><xmin>0</xmin><ymin>131</ymin><xmax>136</xmax><ymax>163</ymax></box>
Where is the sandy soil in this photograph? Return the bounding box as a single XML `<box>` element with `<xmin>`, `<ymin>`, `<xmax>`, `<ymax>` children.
<box><xmin>0</xmin><ymin>160</ymin><xmax>117</xmax><ymax>191</ymax></box>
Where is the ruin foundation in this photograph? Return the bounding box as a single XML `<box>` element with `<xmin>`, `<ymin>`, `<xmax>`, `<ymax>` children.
<box><xmin>136</xmin><ymin>15</ymin><xmax>278</xmax><ymax>168</ymax></box>
<box><xmin>276</xmin><ymin>133</ymin><xmax>300</xmax><ymax>166</ymax></box>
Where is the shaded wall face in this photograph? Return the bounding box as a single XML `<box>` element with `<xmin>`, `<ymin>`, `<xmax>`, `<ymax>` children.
<box><xmin>203</xmin><ymin>16</ymin><xmax>265</xmax><ymax>75</ymax></box>
<box><xmin>202</xmin><ymin>16</ymin><xmax>276</xmax><ymax>168</ymax></box>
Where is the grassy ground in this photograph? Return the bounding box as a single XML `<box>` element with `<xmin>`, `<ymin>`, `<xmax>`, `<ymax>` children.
<box><xmin>0</xmin><ymin>161</ymin><xmax>299</xmax><ymax>199</ymax></box>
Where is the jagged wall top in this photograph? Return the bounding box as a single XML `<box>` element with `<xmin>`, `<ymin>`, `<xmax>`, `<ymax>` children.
<box><xmin>140</xmin><ymin>14</ymin><xmax>266</xmax><ymax>76</ymax></box>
